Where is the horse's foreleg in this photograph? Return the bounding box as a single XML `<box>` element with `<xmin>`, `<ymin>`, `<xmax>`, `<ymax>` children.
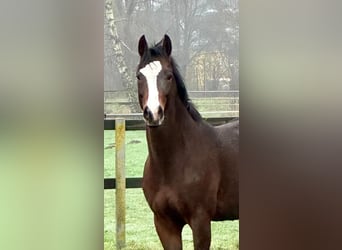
<box><xmin>189</xmin><ymin>212</ymin><xmax>211</xmax><ymax>250</ymax></box>
<box><xmin>154</xmin><ymin>214</ymin><xmax>183</xmax><ymax>250</ymax></box>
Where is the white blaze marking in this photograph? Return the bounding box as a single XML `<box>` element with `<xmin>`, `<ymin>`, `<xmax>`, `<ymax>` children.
<box><xmin>139</xmin><ymin>61</ymin><xmax>162</xmax><ymax>118</ymax></box>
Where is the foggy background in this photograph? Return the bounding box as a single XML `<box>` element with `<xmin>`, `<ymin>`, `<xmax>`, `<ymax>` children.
<box><xmin>104</xmin><ymin>0</ymin><xmax>239</xmax><ymax>114</ymax></box>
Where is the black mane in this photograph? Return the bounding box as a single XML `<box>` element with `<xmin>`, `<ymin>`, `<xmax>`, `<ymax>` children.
<box><xmin>140</xmin><ymin>42</ymin><xmax>202</xmax><ymax>122</ymax></box>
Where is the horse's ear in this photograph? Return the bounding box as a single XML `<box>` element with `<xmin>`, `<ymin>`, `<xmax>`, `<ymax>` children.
<box><xmin>138</xmin><ymin>35</ymin><xmax>148</xmax><ymax>57</ymax></box>
<box><xmin>162</xmin><ymin>34</ymin><xmax>172</xmax><ymax>56</ymax></box>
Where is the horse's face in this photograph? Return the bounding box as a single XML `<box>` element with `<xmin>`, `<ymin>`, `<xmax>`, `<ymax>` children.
<box><xmin>137</xmin><ymin>35</ymin><xmax>174</xmax><ymax>127</ymax></box>
<box><xmin>137</xmin><ymin>59</ymin><xmax>173</xmax><ymax>126</ymax></box>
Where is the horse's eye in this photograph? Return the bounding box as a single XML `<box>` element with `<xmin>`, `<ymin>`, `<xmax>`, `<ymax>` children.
<box><xmin>136</xmin><ymin>74</ymin><xmax>141</xmax><ymax>80</ymax></box>
<box><xmin>166</xmin><ymin>74</ymin><xmax>172</xmax><ymax>81</ymax></box>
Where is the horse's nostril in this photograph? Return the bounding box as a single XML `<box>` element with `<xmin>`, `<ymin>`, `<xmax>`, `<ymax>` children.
<box><xmin>143</xmin><ymin>107</ymin><xmax>151</xmax><ymax>120</ymax></box>
<box><xmin>143</xmin><ymin>106</ymin><xmax>163</xmax><ymax>125</ymax></box>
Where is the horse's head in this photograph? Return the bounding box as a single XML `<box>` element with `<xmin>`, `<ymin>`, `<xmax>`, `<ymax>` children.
<box><xmin>136</xmin><ymin>34</ymin><xmax>174</xmax><ymax>127</ymax></box>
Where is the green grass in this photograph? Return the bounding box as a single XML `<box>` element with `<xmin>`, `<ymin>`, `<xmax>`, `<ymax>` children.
<box><xmin>104</xmin><ymin>130</ymin><xmax>148</xmax><ymax>178</ymax></box>
<box><xmin>104</xmin><ymin>130</ymin><xmax>239</xmax><ymax>249</ymax></box>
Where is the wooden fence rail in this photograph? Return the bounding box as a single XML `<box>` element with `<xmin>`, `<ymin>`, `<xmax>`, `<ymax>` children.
<box><xmin>104</xmin><ymin>177</ymin><xmax>142</xmax><ymax>189</ymax></box>
<box><xmin>104</xmin><ymin>113</ymin><xmax>238</xmax><ymax>130</ymax></box>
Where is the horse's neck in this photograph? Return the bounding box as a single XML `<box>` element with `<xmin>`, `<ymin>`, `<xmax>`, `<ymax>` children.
<box><xmin>146</xmin><ymin>98</ymin><xmax>197</xmax><ymax>163</ymax></box>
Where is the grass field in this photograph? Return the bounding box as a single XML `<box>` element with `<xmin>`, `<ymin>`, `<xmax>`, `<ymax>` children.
<box><xmin>104</xmin><ymin>130</ymin><xmax>239</xmax><ymax>249</ymax></box>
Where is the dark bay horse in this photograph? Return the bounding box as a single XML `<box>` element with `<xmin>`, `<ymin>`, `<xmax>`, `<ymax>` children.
<box><xmin>136</xmin><ymin>34</ymin><xmax>239</xmax><ymax>250</ymax></box>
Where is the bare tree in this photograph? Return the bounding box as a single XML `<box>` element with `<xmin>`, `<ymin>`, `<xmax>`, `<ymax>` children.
<box><xmin>154</xmin><ymin>0</ymin><xmax>239</xmax><ymax>90</ymax></box>
<box><xmin>105</xmin><ymin>0</ymin><xmax>139</xmax><ymax>112</ymax></box>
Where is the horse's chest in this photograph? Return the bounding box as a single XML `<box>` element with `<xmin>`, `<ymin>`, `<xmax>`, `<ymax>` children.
<box><xmin>148</xmin><ymin>186</ymin><xmax>186</xmax><ymax>217</ymax></box>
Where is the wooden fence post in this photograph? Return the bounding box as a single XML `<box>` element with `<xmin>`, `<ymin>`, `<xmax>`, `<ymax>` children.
<box><xmin>115</xmin><ymin>118</ymin><xmax>125</xmax><ymax>249</ymax></box>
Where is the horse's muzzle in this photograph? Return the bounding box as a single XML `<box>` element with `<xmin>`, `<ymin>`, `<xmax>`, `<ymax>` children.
<box><xmin>143</xmin><ymin>106</ymin><xmax>164</xmax><ymax>126</ymax></box>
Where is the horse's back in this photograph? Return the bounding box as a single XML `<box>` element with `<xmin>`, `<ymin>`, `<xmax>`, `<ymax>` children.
<box><xmin>213</xmin><ymin>119</ymin><xmax>239</xmax><ymax>220</ymax></box>
<box><xmin>216</xmin><ymin>119</ymin><xmax>239</xmax><ymax>145</ymax></box>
